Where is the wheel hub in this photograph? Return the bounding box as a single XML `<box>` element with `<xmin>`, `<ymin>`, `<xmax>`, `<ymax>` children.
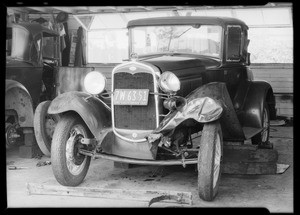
<box><xmin>6</xmin><ymin>123</ymin><xmax>21</xmax><ymax>148</ymax></box>
<box><xmin>65</xmin><ymin>126</ymin><xmax>87</xmax><ymax>175</ymax></box>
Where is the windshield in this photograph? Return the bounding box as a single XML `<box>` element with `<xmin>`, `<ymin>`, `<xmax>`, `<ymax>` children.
<box><xmin>131</xmin><ymin>24</ymin><xmax>222</xmax><ymax>58</ymax></box>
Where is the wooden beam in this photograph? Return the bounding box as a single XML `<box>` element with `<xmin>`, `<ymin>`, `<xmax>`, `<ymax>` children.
<box><xmin>51</xmin><ymin>7</ymin><xmax>75</xmax><ymax>14</ymax></box>
<box><xmin>73</xmin><ymin>15</ymin><xmax>88</xmax><ymax>31</ymax></box>
<box><xmin>137</xmin><ymin>6</ymin><xmax>152</xmax><ymax>11</ymax></box>
<box><xmin>86</xmin><ymin>7</ymin><xmax>99</xmax><ymax>13</ymax></box>
<box><xmin>8</xmin><ymin>7</ymin><xmax>30</xmax><ymax>14</ymax></box>
<box><xmin>27</xmin><ymin>183</ymin><xmax>193</xmax><ymax>206</ymax></box>
<box><xmin>25</xmin><ymin>7</ymin><xmax>51</xmax><ymax>13</ymax></box>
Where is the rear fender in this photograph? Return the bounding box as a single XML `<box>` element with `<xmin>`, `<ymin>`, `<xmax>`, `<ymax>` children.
<box><xmin>48</xmin><ymin>91</ymin><xmax>112</xmax><ymax>141</ymax></box>
<box><xmin>240</xmin><ymin>81</ymin><xmax>275</xmax><ymax>128</ymax></box>
<box><xmin>5</xmin><ymin>80</ymin><xmax>34</xmax><ymax>127</ymax></box>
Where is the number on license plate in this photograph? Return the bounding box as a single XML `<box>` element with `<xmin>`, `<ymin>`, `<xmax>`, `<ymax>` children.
<box><xmin>113</xmin><ymin>89</ymin><xmax>149</xmax><ymax>105</ymax></box>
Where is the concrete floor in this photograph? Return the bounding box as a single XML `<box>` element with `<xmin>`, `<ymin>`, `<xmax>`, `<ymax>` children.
<box><xmin>6</xmin><ymin>125</ymin><xmax>293</xmax><ymax>211</ymax></box>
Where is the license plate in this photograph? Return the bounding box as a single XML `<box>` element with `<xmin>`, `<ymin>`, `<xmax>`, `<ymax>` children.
<box><xmin>113</xmin><ymin>89</ymin><xmax>149</xmax><ymax>106</ymax></box>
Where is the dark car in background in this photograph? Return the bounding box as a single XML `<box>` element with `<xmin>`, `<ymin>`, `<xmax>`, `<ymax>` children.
<box><xmin>5</xmin><ymin>23</ymin><xmax>59</xmax><ymax>148</ymax></box>
<box><xmin>46</xmin><ymin>16</ymin><xmax>276</xmax><ymax>201</ymax></box>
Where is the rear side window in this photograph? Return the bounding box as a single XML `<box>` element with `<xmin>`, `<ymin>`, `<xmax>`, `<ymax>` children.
<box><xmin>11</xmin><ymin>27</ymin><xmax>30</xmax><ymax>60</ymax></box>
<box><xmin>226</xmin><ymin>26</ymin><xmax>242</xmax><ymax>61</ymax></box>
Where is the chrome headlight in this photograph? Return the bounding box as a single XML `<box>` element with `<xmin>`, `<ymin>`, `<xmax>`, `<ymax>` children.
<box><xmin>83</xmin><ymin>71</ymin><xmax>106</xmax><ymax>95</ymax></box>
<box><xmin>158</xmin><ymin>71</ymin><xmax>180</xmax><ymax>94</ymax></box>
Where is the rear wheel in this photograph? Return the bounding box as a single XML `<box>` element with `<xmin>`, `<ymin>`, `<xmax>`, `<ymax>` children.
<box><xmin>197</xmin><ymin>121</ymin><xmax>223</xmax><ymax>201</ymax></box>
<box><xmin>51</xmin><ymin>113</ymin><xmax>91</xmax><ymax>186</ymax></box>
<box><xmin>251</xmin><ymin>102</ymin><xmax>271</xmax><ymax>148</ymax></box>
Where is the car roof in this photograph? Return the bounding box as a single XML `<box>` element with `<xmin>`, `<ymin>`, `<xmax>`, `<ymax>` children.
<box><xmin>8</xmin><ymin>22</ymin><xmax>59</xmax><ymax>38</ymax></box>
<box><xmin>127</xmin><ymin>16</ymin><xmax>248</xmax><ymax>29</ymax></box>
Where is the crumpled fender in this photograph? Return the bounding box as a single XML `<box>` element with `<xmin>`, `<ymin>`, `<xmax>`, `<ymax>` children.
<box><xmin>148</xmin><ymin>82</ymin><xmax>224</xmax><ymax>142</ymax></box>
<box><xmin>154</xmin><ymin>97</ymin><xmax>223</xmax><ymax>135</ymax></box>
<box><xmin>148</xmin><ymin>82</ymin><xmax>246</xmax><ymax>143</ymax></box>
<box><xmin>48</xmin><ymin>91</ymin><xmax>111</xmax><ymax>141</ymax></box>
<box><xmin>5</xmin><ymin>80</ymin><xmax>34</xmax><ymax>127</ymax></box>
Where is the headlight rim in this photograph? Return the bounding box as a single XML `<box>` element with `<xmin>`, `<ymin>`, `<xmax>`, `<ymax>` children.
<box><xmin>83</xmin><ymin>71</ymin><xmax>107</xmax><ymax>95</ymax></box>
<box><xmin>158</xmin><ymin>71</ymin><xmax>181</xmax><ymax>94</ymax></box>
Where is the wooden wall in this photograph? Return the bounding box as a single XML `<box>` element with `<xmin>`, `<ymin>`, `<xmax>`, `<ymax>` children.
<box><xmin>250</xmin><ymin>63</ymin><xmax>293</xmax><ymax>118</ymax></box>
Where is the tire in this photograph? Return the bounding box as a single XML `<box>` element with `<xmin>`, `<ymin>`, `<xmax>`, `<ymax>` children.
<box><xmin>34</xmin><ymin>101</ymin><xmax>59</xmax><ymax>157</ymax></box>
<box><xmin>251</xmin><ymin>102</ymin><xmax>270</xmax><ymax>146</ymax></box>
<box><xmin>6</xmin><ymin>122</ymin><xmax>14</xmax><ymax>149</ymax></box>
<box><xmin>198</xmin><ymin>121</ymin><xmax>223</xmax><ymax>201</ymax></box>
<box><xmin>51</xmin><ymin>113</ymin><xmax>91</xmax><ymax>186</ymax></box>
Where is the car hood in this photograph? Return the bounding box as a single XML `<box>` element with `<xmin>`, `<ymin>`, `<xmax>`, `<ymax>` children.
<box><xmin>142</xmin><ymin>54</ymin><xmax>221</xmax><ymax>72</ymax></box>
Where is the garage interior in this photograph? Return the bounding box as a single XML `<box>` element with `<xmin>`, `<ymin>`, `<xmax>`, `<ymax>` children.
<box><xmin>6</xmin><ymin>3</ymin><xmax>293</xmax><ymax>211</ymax></box>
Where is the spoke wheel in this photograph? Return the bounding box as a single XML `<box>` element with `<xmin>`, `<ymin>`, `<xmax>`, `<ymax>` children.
<box><xmin>197</xmin><ymin>121</ymin><xmax>223</xmax><ymax>201</ymax></box>
<box><xmin>51</xmin><ymin>113</ymin><xmax>91</xmax><ymax>186</ymax></box>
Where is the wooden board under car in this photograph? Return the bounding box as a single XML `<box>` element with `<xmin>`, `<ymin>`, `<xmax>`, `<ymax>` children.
<box><xmin>26</xmin><ymin>183</ymin><xmax>192</xmax><ymax>206</ymax></box>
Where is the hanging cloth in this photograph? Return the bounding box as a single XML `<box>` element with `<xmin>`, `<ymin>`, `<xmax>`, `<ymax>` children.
<box><xmin>74</xmin><ymin>26</ymin><xmax>85</xmax><ymax>67</ymax></box>
<box><xmin>61</xmin><ymin>22</ymin><xmax>71</xmax><ymax>66</ymax></box>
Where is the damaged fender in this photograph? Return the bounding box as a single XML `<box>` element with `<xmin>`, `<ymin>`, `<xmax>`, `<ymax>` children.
<box><xmin>47</xmin><ymin>91</ymin><xmax>112</xmax><ymax>142</ymax></box>
<box><xmin>148</xmin><ymin>82</ymin><xmax>224</xmax><ymax>143</ymax></box>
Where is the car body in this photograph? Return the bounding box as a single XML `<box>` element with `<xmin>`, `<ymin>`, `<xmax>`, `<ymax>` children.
<box><xmin>5</xmin><ymin>22</ymin><xmax>59</xmax><ymax>148</ymax></box>
<box><xmin>47</xmin><ymin>16</ymin><xmax>276</xmax><ymax>201</ymax></box>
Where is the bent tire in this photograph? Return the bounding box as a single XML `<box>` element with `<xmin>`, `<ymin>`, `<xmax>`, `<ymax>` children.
<box><xmin>51</xmin><ymin>113</ymin><xmax>91</xmax><ymax>186</ymax></box>
<box><xmin>34</xmin><ymin>100</ymin><xmax>59</xmax><ymax>157</ymax></box>
<box><xmin>198</xmin><ymin>121</ymin><xmax>223</xmax><ymax>201</ymax></box>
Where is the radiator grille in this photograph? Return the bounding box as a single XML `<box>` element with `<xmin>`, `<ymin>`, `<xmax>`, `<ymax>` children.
<box><xmin>113</xmin><ymin>72</ymin><xmax>156</xmax><ymax>130</ymax></box>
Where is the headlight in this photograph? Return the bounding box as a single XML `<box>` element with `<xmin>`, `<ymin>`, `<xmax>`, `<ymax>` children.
<box><xmin>83</xmin><ymin>71</ymin><xmax>106</xmax><ymax>95</ymax></box>
<box><xmin>158</xmin><ymin>71</ymin><xmax>180</xmax><ymax>94</ymax></box>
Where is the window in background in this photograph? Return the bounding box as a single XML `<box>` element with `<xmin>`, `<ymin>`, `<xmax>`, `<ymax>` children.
<box><xmin>87</xmin><ymin>29</ymin><xmax>128</xmax><ymax>63</ymax></box>
<box><xmin>248</xmin><ymin>27</ymin><xmax>293</xmax><ymax>63</ymax></box>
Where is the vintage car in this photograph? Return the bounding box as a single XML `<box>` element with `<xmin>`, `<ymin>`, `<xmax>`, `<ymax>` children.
<box><xmin>5</xmin><ymin>22</ymin><xmax>59</xmax><ymax>149</ymax></box>
<box><xmin>47</xmin><ymin>16</ymin><xmax>276</xmax><ymax>201</ymax></box>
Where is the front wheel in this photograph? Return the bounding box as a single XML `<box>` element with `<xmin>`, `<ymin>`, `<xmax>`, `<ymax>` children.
<box><xmin>51</xmin><ymin>113</ymin><xmax>91</xmax><ymax>186</ymax></box>
<box><xmin>197</xmin><ymin>121</ymin><xmax>223</xmax><ymax>201</ymax></box>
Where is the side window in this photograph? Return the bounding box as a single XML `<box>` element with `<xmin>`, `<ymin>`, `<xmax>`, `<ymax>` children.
<box><xmin>11</xmin><ymin>27</ymin><xmax>30</xmax><ymax>60</ymax></box>
<box><xmin>30</xmin><ymin>34</ymin><xmax>42</xmax><ymax>63</ymax></box>
<box><xmin>226</xmin><ymin>26</ymin><xmax>242</xmax><ymax>62</ymax></box>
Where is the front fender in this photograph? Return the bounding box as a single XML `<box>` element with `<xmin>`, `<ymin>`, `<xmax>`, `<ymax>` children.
<box><xmin>152</xmin><ymin>83</ymin><xmax>227</xmax><ymax>134</ymax></box>
<box><xmin>5</xmin><ymin>80</ymin><xmax>34</xmax><ymax>127</ymax></box>
<box><xmin>148</xmin><ymin>82</ymin><xmax>245</xmax><ymax>142</ymax></box>
<box><xmin>48</xmin><ymin>91</ymin><xmax>111</xmax><ymax>140</ymax></box>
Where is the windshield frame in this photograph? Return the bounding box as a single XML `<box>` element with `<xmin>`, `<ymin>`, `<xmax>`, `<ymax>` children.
<box><xmin>128</xmin><ymin>24</ymin><xmax>225</xmax><ymax>61</ymax></box>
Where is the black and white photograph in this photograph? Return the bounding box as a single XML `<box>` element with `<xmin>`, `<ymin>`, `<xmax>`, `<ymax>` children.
<box><xmin>5</xmin><ymin>2</ymin><xmax>293</xmax><ymax>211</ymax></box>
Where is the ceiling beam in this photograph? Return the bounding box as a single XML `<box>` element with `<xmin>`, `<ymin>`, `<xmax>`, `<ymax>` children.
<box><xmin>8</xmin><ymin>7</ymin><xmax>30</xmax><ymax>14</ymax></box>
<box><xmin>137</xmin><ymin>6</ymin><xmax>152</xmax><ymax>11</ymax></box>
<box><xmin>51</xmin><ymin>7</ymin><xmax>76</xmax><ymax>14</ymax></box>
<box><xmin>86</xmin><ymin>7</ymin><xmax>99</xmax><ymax>13</ymax></box>
<box><xmin>105</xmin><ymin>6</ymin><xmax>118</xmax><ymax>10</ymax></box>
<box><xmin>25</xmin><ymin>7</ymin><xmax>52</xmax><ymax>13</ymax></box>
<box><xmin>73</xmin><ymin>15</ymin><xmax>88</xmax><ymax>31</ymax></box>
